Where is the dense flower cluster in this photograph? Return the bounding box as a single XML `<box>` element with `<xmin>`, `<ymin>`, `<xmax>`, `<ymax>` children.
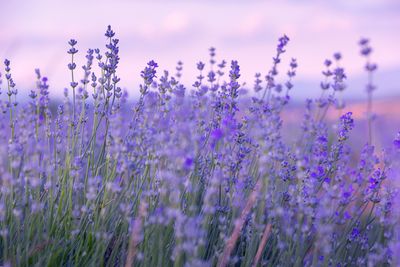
<box><xmin>0</xmin><ymin>26</ymin><xmax>399</xmax><ymax>267</ymax></box>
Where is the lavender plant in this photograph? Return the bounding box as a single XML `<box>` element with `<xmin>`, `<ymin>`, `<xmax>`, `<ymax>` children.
<box><xmin>0</xmin><ymin>27</ymin><xmax>398</xmax><ymax>267</ymax></box>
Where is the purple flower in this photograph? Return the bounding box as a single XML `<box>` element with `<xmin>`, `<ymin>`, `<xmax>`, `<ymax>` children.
<box><xmin>365</xmin><ymin>62</ymin><xmax>377</xmax><ymax>72</ymax></box>
<box><xmin>207</xmin><ymin>71</ymin><xmax>216</xmax><ymax>83</ymax></box>
<box><xmin>68</xmin><ymin>63</ymin><xmax>76</xmax><ymax>70</ymax></box>
<box><xmin>324</xmin><ymin>59</ymin><xmax>332</xmax><ymax>67</ymax></box>
<box><xmin>67</xmin><ymin>39</ymin><xmax>78</xmax><ymax>55</ymax></box>
<box><xmin>361</xmin><ymin>46</ymin><xmax>372</xmax><ymax>56</ymax></box>
<box><xmin>277</xmin><ymin>35</ymin><xmax>290</xmax><ymax>53</ymax></box>
<box><xmin>196</xmin><ymin>61</ymin><xmax>205</xmax><ymax>71</ymax></box>
<box><xmin>254</xmin><ymin>73</ymin><xmax>262</xmax><ymax>92</ymax></box>
<box><xmin>337</xmin><ymin>112</ymin><xmax>354</xmax><ymax>141</ymax></box>
<box><xmin>320</xmin><ymin>82</ymin><xmax>330</xmax><ymax>90</ymax></box>
<box><xmin>141</xmin><ymin>60</ymin><xmax>158</xmax><ymax>85</ymax></box>
<box><xmin>332</xmin><ymin>67</ymin><xmax>346</xmax><ymax>91</ymax></box>
<box><xmin>105</xmin><ymin>25</ymin><xmax>115</xmax><ymax>38</ymax></box>
<box><xmin>333</xmin><ymin>52</ymin><xmax>342</xmax><ymax>61</ymax></box>
<box><xmin>359</xmin><ymin>38</ymin><xmax>372</xmax><ymax>56</ymax></box>
<box><xmin>68</xmin><ymin>39</ymin><xmax>77</xmax><ymax>46</ymax></box>
<box><xmin>176</xmin><ymin>61</ymin><xmax>183</xmax><ymax>78</ymax></box>
<box><xmin>229</xmin><ymin>60</ymin><xmax>240</xmax><ymax>81</ymax></box>
<box><xmin>349</xmin><ymin>226</ymin><xmax>360</xmax><ymax>242</ymax></box>
<box><xmin>359</xmin><ymin>38</ymin><xmax>369</xmax><ymax>46</ymax></box>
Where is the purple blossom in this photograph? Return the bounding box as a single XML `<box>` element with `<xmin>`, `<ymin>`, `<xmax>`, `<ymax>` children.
<box><xmin>333</xmin><ymin>52</ymin><xmax>342</xmax><ymax>61</ymax></box>
<box><xmin>196</xmin><ymin>61</ymin><xmax>205</xmax><ymax>71</ymax></box>
<box><xmin>105</xmin><ymin>25</ymin><xmax>115</xmax><ymax>38</ymax></box>
<box><xmin>141</xmin><ymin>60</ymin><xmax>158</xmax><ymax>85</ymax></box>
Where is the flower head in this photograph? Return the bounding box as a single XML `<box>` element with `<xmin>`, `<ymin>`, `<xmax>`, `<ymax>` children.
<box><xmin>105</xmin><ymin>25</ymin><xmax>115</xmax><ymax>38</ymax></box>
<box><xmin>141</xmin><ymin>60</ymin><xmax>158</xmax><ymax>85</ymax></box>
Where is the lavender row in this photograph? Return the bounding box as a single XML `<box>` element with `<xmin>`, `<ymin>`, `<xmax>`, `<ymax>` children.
<box><xmin>0</xmin><ymin>26</ymin><xmax>399</xmax><ymax>266</ymax></box>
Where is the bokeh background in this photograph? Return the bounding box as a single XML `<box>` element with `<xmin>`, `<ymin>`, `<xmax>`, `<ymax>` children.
<box><xmin>0</xmin><ymin>0</ymin><xmax>399</xmax><ymax>101</ymax></box>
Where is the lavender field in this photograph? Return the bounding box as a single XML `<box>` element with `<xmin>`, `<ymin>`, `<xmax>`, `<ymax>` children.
<box><xmin>0</xmin><ymin>19</ymin><xmax>400</xmax><ymax>267</ymax></box>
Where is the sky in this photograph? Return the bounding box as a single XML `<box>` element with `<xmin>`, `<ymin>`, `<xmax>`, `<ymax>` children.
<box><xmin>0</xmin><ymin>0</ymin><xmax>399</xmax><ymax>100</ymax></box>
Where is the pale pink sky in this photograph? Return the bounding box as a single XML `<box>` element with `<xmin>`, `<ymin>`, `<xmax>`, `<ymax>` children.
<box><xmin>1</xmin><ymin>0</ymin><xmax>400</xmax><ymax>99</ymax></box>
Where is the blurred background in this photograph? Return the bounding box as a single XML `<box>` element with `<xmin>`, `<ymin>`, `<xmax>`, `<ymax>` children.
<box><xmin>0</xmin><ymin>0</ymin><xmax>399</xmax><ymax>101</ymax></box>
